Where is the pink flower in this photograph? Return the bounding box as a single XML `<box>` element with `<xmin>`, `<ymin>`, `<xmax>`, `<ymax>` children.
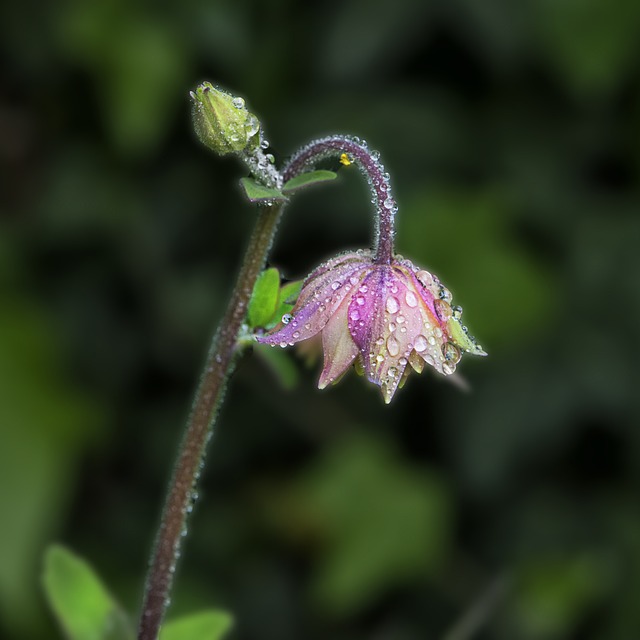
<box><xmin>258</xmin><ymin>250</ymin><xmax>486</xmax><ymax>403</ymax></box>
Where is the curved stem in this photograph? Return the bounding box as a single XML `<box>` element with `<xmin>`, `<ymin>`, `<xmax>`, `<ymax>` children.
<box><xmin>283</xmin><ymin>135</ymin><xmax>397</xmax><ymax>264</ymax></box>
<box><xmin>137</xmin><ymin>202</ymin><xmax>285</xmax><ymax>640</ymax></box>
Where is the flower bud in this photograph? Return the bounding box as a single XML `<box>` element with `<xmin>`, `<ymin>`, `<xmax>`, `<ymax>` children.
<box><xmin>191</xmin><ymin>82</ymin><xmax>260</xmax><ymax>156</ymax></box>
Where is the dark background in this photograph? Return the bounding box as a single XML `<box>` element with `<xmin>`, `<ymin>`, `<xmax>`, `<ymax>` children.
<box><xmin>2</xmin><ymin>1</ymin><xmax>640</xmax><ymax>639</ymax></box>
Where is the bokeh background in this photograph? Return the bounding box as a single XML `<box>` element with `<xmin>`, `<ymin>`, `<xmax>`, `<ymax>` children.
<box><xmin>2</xmin><ymin>0</ymin><xmax>640</xmax><ymax>639</ymax></box>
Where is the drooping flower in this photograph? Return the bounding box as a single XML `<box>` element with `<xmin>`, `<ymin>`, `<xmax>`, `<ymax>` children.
<box><xmin>257</xmin><ymin>249</ymin><xmax>486</xmax><ymax>403</ymax></box>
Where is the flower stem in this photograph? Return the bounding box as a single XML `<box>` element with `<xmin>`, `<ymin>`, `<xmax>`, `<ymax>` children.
<box><xmin>283</xmin><ymin>135</ymin><xmax>396</xmax><ymax>264</ymax></box>
<box><xmin>137</xmin><ymin>202</ymin><xmax>285</xmax><ymax>640</ymax></box>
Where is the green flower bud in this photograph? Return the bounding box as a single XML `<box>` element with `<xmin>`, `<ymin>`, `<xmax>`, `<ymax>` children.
<box><xmin>191</xmin><ymin>82</ymin><xmax>260</xmax><ymax>156</ymax></box>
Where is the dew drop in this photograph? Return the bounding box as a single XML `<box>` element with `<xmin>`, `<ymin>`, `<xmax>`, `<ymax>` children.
<box><xmin>232</xmin><ymin>97</ymin><xmax>245</xmax><ymax>109</ymax></box>
<box><xmin>399</xmin><ymin>357</ymin><xmax>408</xmax><ymax>366</ymax></box>
<box><xmin>388</xmin><ymin>367</ymin><xmax>398</xmax><ymax>378</ymax></box>
<box><xmin>279</xmin><ymin>342</ymin><xmax>287</xmax><ymax>348</ymax></box>
<box><xmin>245</xmin><ymin>115</ymin><xmax>260</xmax><ymax>137</ymax></box>
<box><xmin>416</xmin><ymin>270</ymin><xmax>433</xmax><ymax>288</ymax></box>
<box><xmin>442</xmin><ymin>342</ymin><xmax>461</xmax><ymax>364</ymax></box>
<box><xmin>397</xmin><ymin>314</ymin><xmax>405</xmax><ymax>324</ymax></box>
<box><xmin>384</xmin><ymin>198</ymin><xmax>394</xmax><ymax>210</ymax></box>
<box><xmin>388</xmin><ymin>322</ymin><xmax>397</xmax><ymax>332</ymax></box>
<box><xmin>350</xmin><ymin>309</ymin><xmax>360</xmax><ymax>321</ymax></box>
<box><xmin>428</xmin><ymin>335</ymin><xmax>436</xmax><ymax>346</ymax></box>
<box><xmin>439</xmin><ymin>287</ymin><xmax>453</xmax><ymax>303</ymax></box>
<box><xmin>376</xmin><ymin>354</ymin><xmax>384</xmax><ymax>363</ymax></box>
<box><xmin>434</xmin><ymin>299</ymin><xmax>452</xmax><ymax>321</ymax></box>
<box><xmin>292</xmin><ymin>331</ymin><xmax>300</xmax><ymax>339</ymax></box>
<box><xmin>443</xmin><ymin>363</ymin><xmax>455</xmax><ymax>375</ymax></box>
<box><xmin>331</xmin><ymin>281</ymin><xmax>342</xmax><ymax>290</ymax></box>
<box><xmin>414</xmin><ymin>335</ymin><xmax>428</xmax><ymax>352</ymax></box>
<box><xmin>260</xmin><ymin>139</ymin><xmax>270</xmax><ymax>150</ymax></box>
<box><xmin>386</xmin><ymin>335</ymin><xmax>400</xmax><ymax>356</ymax></box>
<box><xmin>375</xmin><ymin>337</ymin><xmax>385</xmax><ymax>346</ymax></box>
<box><xmin>350</xmin><ymin>276</ymin><xmax>359</xmax><ymax>285</ymax></box>
<box><xmin>356</xmin><ymin>295</ymin><xmax>365</xmax><ymax>306</ymax></box>
<box><xmin>405</xmin><ymin>291</ymin><xmax>418</xmax><ymax>307</ymax></box>
<box><xmin>452</xmin><ymin>305</ymin><xmax>463</xmax><ymax>319</ymax></box>
<box><xmin>359</xmin><ymin>284</ymin><xmax>368</xmax><ymax>293</ymax></box>
<box><xmin>386</xmin><ymin>296</ymin><xmax>400</xmax><ymax>314</ymax></box>
<box><xmin>282</xmin><ymin>313</ymin><xmax>293</xmax><ymax>324</ymax></box>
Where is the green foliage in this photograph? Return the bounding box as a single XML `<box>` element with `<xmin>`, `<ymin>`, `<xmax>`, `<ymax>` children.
<box><xmin>282</xmin><ymin>170</ymin><xmax>337</xmax><ymax>194</ymax></box>
<box><xmin>247</xmin><ymin>268</ymin><xmax>281</xmax><ymax>329</ymax></box>
<box><xmin>43</xmin><ymin>546</ymin><xmax>232</xmax><ymax>640</ymax></box>
<box><xmin>283</xmin><ymin>433</ymin><xmax>452</xmax><ymax>615</ymax></box>
<box><xmin>43</xmin><ymin>546</ymin><xmax>134</xmax><ymax>640</ymax></box>
<box><xmin>239</xmin><ymin>178</ymin><xmax>287</xmax><ymax>204</ymax></box>
<box><xmin>160</xmin><ymin>610</ymin><xmax>233</xmax><ymax>640</ymax></box>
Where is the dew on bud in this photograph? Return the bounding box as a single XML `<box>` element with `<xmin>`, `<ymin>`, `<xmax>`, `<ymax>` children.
<box><xmin>414</xmin><ymin>335</ymin><xmax>428</xmax><ymax>353</ymax></box>
<box><xmin>282</xmin><ymin>313</ymin><xmax>293</xmax><ymax>324</ymax></box>
<box><xmin>386</xmin><ymin>296</ymin><xmax>400</xmax><ymax>314</ymax></box>
<box><xmin>405</xmin><ymin>291</ymin><xmax>418</xmax><ymax>307</ymax></box>
<box><xmin>386</xmin><ymin>335</ymin><xmax>400</xmax><ymax>356</ymax></box>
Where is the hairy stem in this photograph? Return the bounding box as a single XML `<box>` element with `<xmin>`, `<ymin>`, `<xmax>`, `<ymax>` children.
<box><xmin>283</xmin><ymin>135</ymin><xmax>397</xmax><ymax>264</ymax></box>
<box><xmin>137</xmin><ymin>202</ymin><xmax>284</xmax><ymax>640</ymax></box>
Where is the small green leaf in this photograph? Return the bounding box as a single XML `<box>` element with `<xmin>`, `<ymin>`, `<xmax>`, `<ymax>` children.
<box><xmin>42</xmin><ymin>545</ymin><xmax>134</xmax><ymax>640</ymax></box>
<box><xmin>159</xmin><ymin>610</ymin><xmax>233</xmax><ymax>640</ymax></box>
<box><xmin>282</xmin><ymin>170</ymin><xmax>337</xmax><ymax>194</ymax></box>
<box><xmin>254</xmin><ymin>343</ymin><xmax>300</xmax><ymax>390</ymax></box>
<box><xmin>280</xmin><ymin>279</ymin><xmax>303</xmax><ymax>305</ymax></box>
<box><xmin>248</xmin><ymin>268</ymin><xmax>281</xmax><ymax>329</ymax></box>
<box><xmin>239</xmin><ymin>177</ymin><xmax>287</xmax><ymax>203</ymax></box>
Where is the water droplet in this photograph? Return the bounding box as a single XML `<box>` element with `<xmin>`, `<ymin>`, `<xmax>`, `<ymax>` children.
<box><xmin>388</xmin><ymin>367</ymin><xmax>398</xmax><ymax>378</ymax></box>
<box><xmin>452</xmin><ymin>305</ymin><xmax>463</xmax><ymax>319</ymax></box>
<box><xmin>435</xmin><ymin>327</ymin><xmax>443</xmax><ymax>338</ymax></box>
<box><xmin>359</xmin><ymin>284</ymin><xmax>368</xmax><ymax>293</ymax></box>
<box><xmin>414</xmin><ymin>335</ymin><xmax>428</xmax><ymax>352</ymax></box>
<box><xmin>331</xmin><ymin>281</ymin><xmax>342</xmax><ymax>290</ymax></box>
<box><xmin>292</xmin><ymin>331</ymin><xmax>300</xmax><ymax>339</ymax></box>
<box><xmin>350</xmin><ymin>276</ymin><xmax>359</xmax><ymax>285</ymax></box>
<box><xmin>304</xmin><ymin>323</ymin><xmax>311</xmax><ymax>330</ymax></box>
<box><xmin>350</xmin><ymin>309</ymin><xmax>360</xmax><ymax>321</ymax></box>
<box><xmin>434</xmin><ymin>299</ymin><xmax>452</xmax><ymax>321</ymax></box>
<box><xmin>442</xmin><ymin>342</ymin><xmax>461</xmax><ymax>364</ymax></box>
<box><xmin>260</xmin><ymin>139</ymin><xmax>269</xmax><ymax>149</ymax></box>
<box><xmin>443</xmin><ymin>363</ymin><xmax>455</xmax><ymax>375</ymax></box>
<box><xmin>397</xmin><ymin>314</ymin><xmax>405</xmax><ymax>324</ymax></box>
<box><xmin>376</xmin><ymin>354</ymin><xmax>384</xmax><ymax>363</ymax></box>
<box><xmin>387</xmin><ymin>335</ymin><xmax>400</xmax><ymax>356</ymax></box>
<box><xmin>386</xmin><ymin>296</ymin><xmax>400</xmax><ymax>314</ymax></box>
<box><xmin>399</xmin><ymin>357</ymin><xmax>408</xmax><ymax>366</ymax></box>
<box><xmin>279</xmin><ymin>341</ymin><xmax>287</xmax><ymax>348</ymax></box>
<box><xmin>266</xmin><ymin>153</ymin><xmax>275</xmax><ymax>164</ymax></box>
<box><xmin>416</xmin><ymin>270</ymin><xmax>433</xmax><ymax>288</ymax></box>
<box><xmin>232</xmin><ymin>97</ymin><xmax>245</xmax><ymax>109</ymax></box>
<box><xmin>384</xmin><ymin>198</ymin><xmax>394</xmax><ymax>209</ymax></box>
<box><xmin>405</xmin><ymin>291</ymin><xmax>418</xmax><ymax>307</ymax></box>
<box><xmin>282</xmin><ymin>313</ymin><xmax>293</xmax><ymax>324</ymax></box>
<box><xmin>439</xmin><ymin>287</ymin><xmax>453</xmax><ymax>303</ymax></box>
<box><xmin>388</xmin><ymin>322</ymin><xmax>397</xmax><ymax>332</ymax></box>
<box><xmin>245</xmin><ymin>114</ymin><xmax>260</xmax><ymax>137</ymax></box>
<box><xmin>428</xmin><ymin>335</ymin><xmax>436</xmax><ymax>346</ymax></box>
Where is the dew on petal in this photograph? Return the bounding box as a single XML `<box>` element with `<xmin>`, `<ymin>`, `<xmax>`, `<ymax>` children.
<box><xmin>452</xmin><ymin>305</ymin><xmax>463</xmax><ymax>319</ymax></box>
<box><xmin>292</xmin><ymin>331</ymin><xmax>300</xmax><ymax>339</ymax></box>
<box><xmin>439</xmin><ymin>286</ymin><xmax>453</xmax><ymax>303</ymax></box>
<box><xmin>434</xmin><ymin>299</ymin><xmax>452</xmax><ymax>321</ymax></box>
<box><xmin>442</xmin><ymin>342</ymin><xmax>461</xmax><ymax>364</ymax></box>
<box><xmin>386</xmin><ymin>296</ymin><xmax>400</xmax><ymax>314</ymax></box>
<box><xmin>331</xmin><ymin>281</ymin><xmax>342</xmax><ymax>290</ymax></box>
<box><xmin>388</xmin><ymin>322</ymin><xmax>396</xmax><ymax>332</ymax></box>
<box><xmin>416</xmin><ymin>270</ymin><xmax>433</xmax><ymax>288</ymax></box>
<box><xmin>386</xmin><ymin>335</ymin><xmax>400</xmax><ymax>356</ymax></box>
<box><xmin>388</xmin><ymin>366</ymin><xmax>398</xmax><ymax>378</ymax></box>
<box><xmin>428</xmin><ymin>335</ymin><xmax>436</xmax><ymax>346</ymax></box>
<box><xmin>359</xmin><ymin>285</ymin><xmax>368</xmax><ymax>293</ymax></box>
<box><xmin>282</xmin><ymin>313</ymin><xmax>293</xmax><ymax>324</ymax></box>
<box><xmin>414</xmin><ymin>335</ymin><xmax>428</xmax><ymax>353</ymax></box>
<box><xmin>405</xmin><ymin>291</ymin><xmax>418</xmax><ymax>307</ymax></box>
<box><xmin>350</xmin><ymin>309</ymin><xmax>360</xmax><ymax>321</ymax></box>
<box><xmin>376</xmin><ymin>354</ymin><xmax>384</xmax><ymax>363</ymax></box>
<box><xmin>356</xmin><ymin>295</ymin><xmax>366</xmax><ymax>306</ymax></box>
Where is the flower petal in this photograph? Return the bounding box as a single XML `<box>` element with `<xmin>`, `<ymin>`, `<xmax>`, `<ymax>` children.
<box><xmin>318</xmin><ymin>295</ymin><xmax>359</xmax><ymax>389</ymax></box>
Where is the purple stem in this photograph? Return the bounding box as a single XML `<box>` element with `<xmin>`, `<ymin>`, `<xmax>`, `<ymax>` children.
<box><xmin>282</xmin><ymin>135</ymin><xmax>397</xmax><ymax>264</ymax></box>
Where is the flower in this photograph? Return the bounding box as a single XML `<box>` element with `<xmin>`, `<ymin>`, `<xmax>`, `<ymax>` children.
<box><xmin>257</xmin><ymin>250</ymin><xmax>486</xmax><ymax>403</ymax></box>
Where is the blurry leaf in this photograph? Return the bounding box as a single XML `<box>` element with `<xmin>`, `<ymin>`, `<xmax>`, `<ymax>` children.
<box><xmin>509</xmin><ymin>554</ymin><xmax>611</xmax><ymax>639</ymax></box>
<box><xmin>239</xmin><ymin>178</ymin><xmax>287</xmax><ymax>204</ymax></box>
<box><xmin>248</xmin><ymin>268</ymin><xmax>281</xmax><ymax>329</ymax></box>
<box><xmin>254</xmin><ymin>343</ymin><xmax>300</xmax><ymax>390</ymax></box>
<box><xmin>0</xmin><ymin>242</ymin><xmax>101</xmax><ymax>636</ymax></box>
<box><xmin>282</xmin><ymin>170</ymin><xmax>337</xmax><ymax>194</ymax></box>
<box><xmin>533</xmin><ymin>0</ymin><xmax>640</xmax><ymax>95</ymax></box>
<box><xmin>400</xmin><ymin>187</ymin><xmax>556</xmax><ymax>348</ymax></box>
<box><xmin>55</xmin><ymin>2</ymin><xmax>189</xmax><ymax>155</ymax></box>
<box><xmin>43</xmin><ymin>545</ymin><xmax>134</xmax><ymax>640</ymax></box>
<box><xmin>159</xmin><ymin>610</ymin><xmax>233</xmax><ymax>640</ymax></box>
<box><xmin>290</xmin><ymin>433</ymin><xmax>452</xmax><ymax>615</ymax></box>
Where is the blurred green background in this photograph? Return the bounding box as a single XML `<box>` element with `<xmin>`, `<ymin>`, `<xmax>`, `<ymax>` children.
<box><xmin>2</xmin><ymin>0</ymin><xmax>640</xmax><ymax>638</ymax></box>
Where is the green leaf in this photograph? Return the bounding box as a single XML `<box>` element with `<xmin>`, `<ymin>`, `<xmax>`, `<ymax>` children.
<box><xmin>239</xmin><ymin>177</ymin><xmax>287</xmax><ymax>203</ymax></box>
<box><xmin>279</xmin><ymin>279</ymin><xmax>303</xmax><ymax>305</ymax></box>
<box><xmin>248</xmin><ymin>268</ymin><xmax>281</xmax><ymax>328</ymax></box>
<box><xmin>282</xmin><ymin>170</ymin><xmax>337</xmax><ymax>194</ymax></box>
<box><xmin>42</xmin><ymin>545</ymin><xmax>134</xmax><ymax>640</ymax></box>
<box><xmin>159</xmin><ymin>610</ymin><xmax>233</xmax><ymax>640</ymax></box>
